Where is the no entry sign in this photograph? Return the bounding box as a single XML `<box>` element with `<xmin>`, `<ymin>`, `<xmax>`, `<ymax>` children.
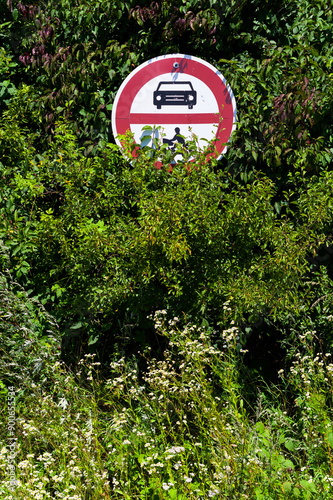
<box><xmin>111</xmin><ymin>54</ymin><xmax>236</xmax><ymax>161</ymax></box>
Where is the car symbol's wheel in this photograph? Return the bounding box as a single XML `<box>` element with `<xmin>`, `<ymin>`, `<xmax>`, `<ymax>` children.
<box><xmin>157</xmin><ymin>105</ymin><xmax>162</xmax><ymax>109</ymax></box>
<box><xmin>188</xmin><ymin>105</ymin><xmax>193</xmax><ymax>109</ymax></box>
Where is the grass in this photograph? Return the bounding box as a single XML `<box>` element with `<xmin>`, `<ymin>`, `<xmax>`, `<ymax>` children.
<box><xmin>1</xmin><ymin>311</ymin><xmax>333</xmax><ymax>499</ymax></box>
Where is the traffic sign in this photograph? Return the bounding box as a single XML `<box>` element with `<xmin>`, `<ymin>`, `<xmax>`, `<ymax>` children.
<box><xmin>111</xmin><ymin>54</ymin><xmax>236</xmax><ymax>161</ymax></box>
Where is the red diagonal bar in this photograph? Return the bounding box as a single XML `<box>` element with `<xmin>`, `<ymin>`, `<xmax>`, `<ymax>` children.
<box><xmin>129</xmin><ymin>113</ymin><xmax>221</xmax><ymax>124</ymax></box>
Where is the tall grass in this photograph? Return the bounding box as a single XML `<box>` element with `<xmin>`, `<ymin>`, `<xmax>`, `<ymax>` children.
<box><xmin>1</xmin><ymin>310</ymin><xmax>333</xmax><ymax>499</ymax></box>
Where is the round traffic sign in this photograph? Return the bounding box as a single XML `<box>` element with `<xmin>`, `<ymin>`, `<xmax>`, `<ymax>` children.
<box><xmin>112</xmin><ymin>54</ymin><xmax>236</xmax><ymax>161</ymax></box>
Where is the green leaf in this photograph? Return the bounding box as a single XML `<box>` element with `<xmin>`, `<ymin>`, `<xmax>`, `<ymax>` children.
<box><xmin>88</xmin><ymin>335</ymin><xmax>99</xmax><ymax>345</ymax></box>
<box><xmin>70</xmin><ymin>322</ymin><xmax>83</xmax><ymax>330</ymax></box>
<box><xmin>300</xmin><ymin>480</ymin><xmax>317</xmax><ymax>493</ymax></box>
<box><xmin>282</xmin><ymin>482</ymin><xmax>292</xmax><ymax>493</ymax></box>
<box><xmin>255</xmin><ymin>422</ymin><xmax>266</xmax><ymax>435</ymax></box>
<box><xmin>283</xmin><ymin>459</ymin><xmax>294</xmax><ymax>469</ymax></box>
<box><xmin>284</xmin><ymin>439</ymin><xmax>296</xmax><ymax>452</ymax></box>
<box><xmin>327</xmin><ymin>432</ymin><xmax>333</xmax><ymax>447</ymax></box>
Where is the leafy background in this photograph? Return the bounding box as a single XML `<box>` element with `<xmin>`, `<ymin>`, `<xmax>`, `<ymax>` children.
<box><xmin>0</xmin><ymin>0</ymin><xmax>333</xmax><ymax>498</ymax></box>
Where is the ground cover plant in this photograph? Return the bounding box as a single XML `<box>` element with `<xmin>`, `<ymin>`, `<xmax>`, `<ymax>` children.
<box><xmin>1</xmin><ymin>0</ymin><xmax>333</xmax><ymax>498</ymax></box>
<box><xmin>2</xmin><ymin>310</ymin><xmax>333</xmax><ymax>498</ymax></box>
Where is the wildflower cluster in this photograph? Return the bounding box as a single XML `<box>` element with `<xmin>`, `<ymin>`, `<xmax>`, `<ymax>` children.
<box><xmin>2</xmin><ymin>315</ymin><xmax>333</xmax><ymax>498</ymax></box>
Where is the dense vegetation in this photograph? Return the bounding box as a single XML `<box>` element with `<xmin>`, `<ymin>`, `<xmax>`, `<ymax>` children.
<box><xmin>0</xmin><ymin>0</ymin><xmax>333</xmax><ymax>498</ymax></box>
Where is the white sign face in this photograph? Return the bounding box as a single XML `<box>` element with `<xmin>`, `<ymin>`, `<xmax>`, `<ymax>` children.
<box><xmin>112</xmin><ymin>54</ymin><xmax>236</xmax><ymax>162</ymax></box>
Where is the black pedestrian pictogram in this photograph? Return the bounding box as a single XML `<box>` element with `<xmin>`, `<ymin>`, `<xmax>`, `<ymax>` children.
<box><xmin>163</xmin><ymin>127</ymin><xmax>186</xmax><ymax>152</ymax></box>
<box><xmin>153</xmin><ymin>81</ymin><xmax>197</xmax><ymax>109</ymax></box>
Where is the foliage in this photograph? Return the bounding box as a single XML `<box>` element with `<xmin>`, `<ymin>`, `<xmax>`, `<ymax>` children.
<box><xmin>2</xmin><ymin>0</ymin><xmax>331</xmax><ymax>154</ymax></box>
<box><xmin>2</xmin><ymin>313</ymin><xmax>333</xmax><ymax>498</ymax></box>
<box><xmin>0</xmin><ymin>46</ymin><xmax>18</xmax><ymax>111</ymax></box>
<box><xmin>0</xmin><ymin>241</ymin><xmax>60</xmax><ymax>390</ymax></box>
<box><xmin>1</xmin><ymin>122</ymin><xmax>332</xmax><ymax>357</ymax></box>
<box><xmin>1</xmin><ymin>0</ymin><xmax>333</xmax><ymax>498</ymax></box>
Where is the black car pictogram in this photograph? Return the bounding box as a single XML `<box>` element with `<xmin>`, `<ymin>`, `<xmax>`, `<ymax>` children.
<box><xmin>153</xmin><ymin>81</ymin><xmax>197</xmax><ymax>109</ymax></box>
